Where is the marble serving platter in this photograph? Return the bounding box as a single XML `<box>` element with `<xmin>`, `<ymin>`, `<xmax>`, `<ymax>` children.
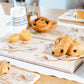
<box><xmin>0</xmin><ymin>65</ymin><xmax>40</xmax><ymax>84</ymax></box>
<box><xmin>0</xmin><ymin>38</ymin><xmax>83</xmax><ymax>73</ymax></box>
<box><xmin>58</xmin><ymin>9</ymin><xmax>84</xmax><ymax>22</ymax></box>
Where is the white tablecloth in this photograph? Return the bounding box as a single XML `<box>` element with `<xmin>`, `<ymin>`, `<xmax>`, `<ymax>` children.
<box><xmin>0</xmin><ymin>55</ymin><xmax>84</xmax><ymax>83</ymax></box>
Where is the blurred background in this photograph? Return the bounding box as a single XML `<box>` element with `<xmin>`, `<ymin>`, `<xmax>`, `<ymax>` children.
<box><xmin>1</xmin><ymin>0</ymin><xmax>84</xmax><ymax>9</ymax></box>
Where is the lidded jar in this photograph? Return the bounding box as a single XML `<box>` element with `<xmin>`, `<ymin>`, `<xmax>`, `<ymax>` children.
<box><xmin>10</xmin><ymin>0</ymin><xmax>28</xmax><ymax>33</ymax></box>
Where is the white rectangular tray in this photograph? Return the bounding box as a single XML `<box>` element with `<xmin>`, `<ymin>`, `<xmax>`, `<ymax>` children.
<box><xmin>58</xmin><ymin>9</ymin><xmax>84</xmax><ymax>22</ymax></box>
<box><xmin>0</xmin><ymin>38</ymin><xmax>83</xmax><ymax>74</ymax></box>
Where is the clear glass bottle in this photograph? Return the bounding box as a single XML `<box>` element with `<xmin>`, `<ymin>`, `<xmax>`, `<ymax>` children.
<box><xmin>14</xmin><ymin>0</ymin><xmax>26</xmax><ymax>7</ymax></box>
<box><xmin>32</xmin><ymin>3</ymin><xmax>38</xmax><ymax>16</ymax></box>
<box><xmin>27</xmin><ymin>3</ymin><xmax>38</xmax><ymax>27</ymax></box>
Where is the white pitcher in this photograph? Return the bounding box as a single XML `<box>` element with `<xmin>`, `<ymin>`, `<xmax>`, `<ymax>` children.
<box><xmin>0</xmin><ymin>4</ymin><xmax>7</xmax><ymax>39</ymax></box>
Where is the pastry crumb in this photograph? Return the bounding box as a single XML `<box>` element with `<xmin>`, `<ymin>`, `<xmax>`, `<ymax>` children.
<box><xmin>41</xmin><ymin>56</ymin><xmax>48</xmax><ymax>60</ymax></box>
<box><xmin>19</xmin><ymin>75</ymin><xmax>26</xmax><ymax>80</ymax></box>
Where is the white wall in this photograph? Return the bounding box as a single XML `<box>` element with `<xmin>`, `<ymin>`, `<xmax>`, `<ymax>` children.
<box><xmin>39</xmin><ymin>0</ymin><xmax>67</xmax><ymax>9</ymax></box>
<box><xmin>7</xmin><ymin>0</ymin><xmax>84</xmax><ymax>9</ymax></box>
<box><xmin>39</xmin><ymin>0</ymin><xmax>84</xmax><ymax>9</ymax></box>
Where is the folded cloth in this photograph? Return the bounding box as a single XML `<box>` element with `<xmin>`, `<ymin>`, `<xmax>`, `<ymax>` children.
<box><xmin>0</xmin><ymin>4</ymin><xmax>7</xmax><ymax>39</ymax></box>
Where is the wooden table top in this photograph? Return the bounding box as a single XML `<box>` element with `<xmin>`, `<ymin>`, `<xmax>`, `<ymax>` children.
<box><xmin>0</xmin><ymin>2</ymin><xmax>82</xmax><ymax>84</ymax></box>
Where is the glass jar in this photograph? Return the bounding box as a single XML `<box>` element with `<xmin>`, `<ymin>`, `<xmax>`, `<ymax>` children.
<box><xmin>10</xmin><ymin>0</ymin><xmax>28</xmax><ymax>33</ymax></box>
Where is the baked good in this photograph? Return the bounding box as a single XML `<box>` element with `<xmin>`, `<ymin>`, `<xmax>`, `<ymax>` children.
<box><xmin>8</xmin><ymin>34</ymin><xmax>20</xmax><ymax>42</ymax></box>
<box><xmin>20</xmin><ymin>29</ymin><xmax>32</xmax><ymax>41</ymax></box>
<box><xmin>8</xmin><ymin>30</ymin><xmax>32</xmax><ymax>42</ymax></box>
<box><xmin>0</xmin><ymin>60</ymin><xmax>11</xmax><ymax>75</ymax></box>
<box><xmin>32</xmin><ymin>17</ymin><xmax>57</xmax><ymax>33</ymax></box>
<box><xmin>32</xmin><ymin>17</ymin><xmax>52</xmax><ymax>33</ymax></box>
<box><xmin>51</xmin><ymin>21</ymin><xmax>57</xmax><ymax>28</ymax></box>
<box><xmin>77</xmin><ymin>10</ymin><xmax>84</xmax><ymax>19</ymax></box>
<box><xmin>52</xmin><ymin>35</ymin><xmax>72</xmax><ymax>56</ymax></box>
<box><xmin>67</xmin><ymin>39</ymin><xmax>84</xmax><ymax>56</ymax></box>
<box><xmin>52</xmin><ymin>36</ymin><xmax>84</xmax><ymax>57</ymax></box>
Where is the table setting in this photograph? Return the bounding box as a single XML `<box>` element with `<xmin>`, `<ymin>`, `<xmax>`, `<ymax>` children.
<box><xmin>0</xmin><ymin>1</ymin><xmax>84</xmax><ymax>84</ymax></box>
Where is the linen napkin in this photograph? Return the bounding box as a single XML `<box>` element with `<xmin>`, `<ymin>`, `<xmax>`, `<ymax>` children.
<box><xmin>0</xmin><ymin>4</ymin><xmax>7</xmax><ymax>39</ymax></box>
